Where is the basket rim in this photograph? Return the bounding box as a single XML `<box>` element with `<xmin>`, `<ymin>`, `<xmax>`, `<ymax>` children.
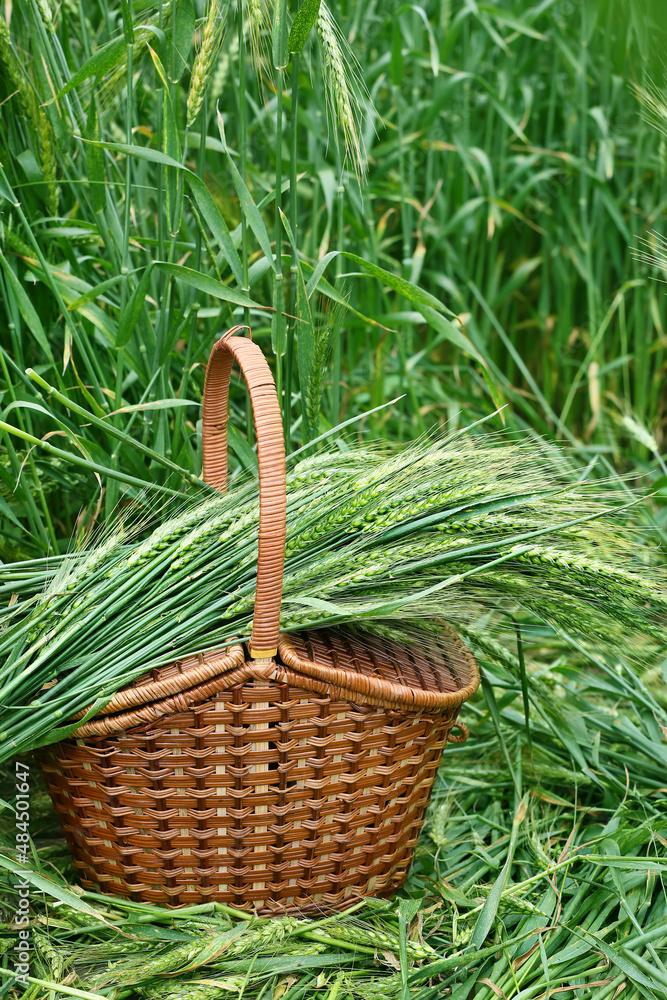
<box><xmin>277</xmin><ymin>627</ymin><xmax>479</xmax><ymax>712</ymax></box>
<box><xmin>62</xmin><ymin>626</ymin><xmax>479</xmax><ymax>740</ymax></box>
<box><xmin>72</xmin><ymin>644</ymin><xmax>246</xmax><ymax>721</ymax></box>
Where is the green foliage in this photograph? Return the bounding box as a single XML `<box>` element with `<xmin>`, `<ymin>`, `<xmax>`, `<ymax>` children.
<box><xmin>288</xmin><ymin>0</ymin><xmax>321</xmax><ymax>54</ymax></box>
<box><xmin>0</xmin><ymin>1</ymin><xmax>666</xmax><ymax>995</ymax></box>
<box><xmin>0</xmin><ymin>0</ymin><xmax>666</xmax><ymax>556</ymax></box>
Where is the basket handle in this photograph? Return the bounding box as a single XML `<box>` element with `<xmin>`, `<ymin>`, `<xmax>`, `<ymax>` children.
<box><xmin>202</xmin><ymin>327</ymin><xmax>286</xmax><ymax>659</ymax></box>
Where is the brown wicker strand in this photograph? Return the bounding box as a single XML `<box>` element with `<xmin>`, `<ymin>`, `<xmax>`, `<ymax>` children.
<box><xmin>276</xmin><ymin>629</ymin><xmax>479</xmax><ymax>711</ymax></box>
<box><xmin>72</xmin><ymin>646</ymin><xmax>245</xmax><ymax>720</ymax></box>
<box><xmin>202</xmin><ymin>329</ymin><xmax>286</xmax><ymax>658</ymax></box>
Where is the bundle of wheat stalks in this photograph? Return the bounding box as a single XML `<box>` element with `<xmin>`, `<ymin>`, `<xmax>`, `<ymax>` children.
<box><xmin>1</xmin><ymin>433</ymin><xmax>665</xmax><ymax>758</ymax></box>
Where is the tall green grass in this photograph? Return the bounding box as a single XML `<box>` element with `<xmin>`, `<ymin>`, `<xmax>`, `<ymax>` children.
<box><xmin>0</xmin><ymin>0</ymin><xmax>666</xmax><ymax>561</ymax></box>
<box><xmin>0</xmin><ymin>1</ymin><xmax>666</xmax><ymax>996</ymax></box>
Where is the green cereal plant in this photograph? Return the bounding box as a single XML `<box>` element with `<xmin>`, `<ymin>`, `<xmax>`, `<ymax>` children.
<box><xmin>316</xmin><ymin>0</ymin><xmax>366</xmax><ymax>178</ymax></box>
<box><xmin>92</xmin><ymin>918</ymin><xmax>305</xmax><ymax>986</ymax></box>
<box><xmin>2</xmin><ymin>0</ymin><xmax>665</xmax><ymax>569</ymax></box>
<box><xmin>188</xmin><ymin>0</ymin><xmax>232</xmax><ymax>127</ymax></box>
<box><xmin>0</xmin><ymin>5</ymin><xmax>666</xmax><ymax>996</ymax></box>
<box><xmin>0</xmin><ymin>433</ymin><xmax>665</xmax><ymax>759</ymax></box>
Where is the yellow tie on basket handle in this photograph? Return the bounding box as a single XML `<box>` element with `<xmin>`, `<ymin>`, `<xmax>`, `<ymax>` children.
<box><xmin>202</xmin><ymin>327</ymin><xmax>286</xmax><ymax>660</ymax></box>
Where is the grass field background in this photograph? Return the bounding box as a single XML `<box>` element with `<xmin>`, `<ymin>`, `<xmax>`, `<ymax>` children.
<box><xmin>1</xmin><ymin>0</ymin><xmax>667</xmax><ymax>996</ymax></box>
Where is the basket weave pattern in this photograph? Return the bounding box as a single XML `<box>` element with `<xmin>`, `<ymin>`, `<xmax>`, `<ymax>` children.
<box><xmin>39</xmin><ymin>329</ymin><xmax>479</xmax><ymax>915</ymax></box>
<box><xmin>41</xmin><ymin>630</ymin><xmax>476</xmax><ymax>914</ymax></box>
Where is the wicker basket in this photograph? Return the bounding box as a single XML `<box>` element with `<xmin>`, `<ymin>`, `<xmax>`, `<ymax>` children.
<box><xmin>39</xmin><ymin>328</ymin><xmax>479</xmax><ymax>915</ymax></box>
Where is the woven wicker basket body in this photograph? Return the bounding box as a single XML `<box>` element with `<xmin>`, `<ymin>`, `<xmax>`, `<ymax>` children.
<box><xmin>39</xmin><ymin>329</ymin><xmax>479</xmax><ymax>915</ymax></box>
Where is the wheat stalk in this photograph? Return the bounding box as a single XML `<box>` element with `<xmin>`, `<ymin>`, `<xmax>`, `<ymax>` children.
<box><xmin>316</xmin><ymin>1</ymin><xmax>366</xmax><ymax>177</ymax></box>
<box><xmin>2</xmin><ymin>435</ymin><xmax>666</xmax><ymax>757</ymax></box>
<box><xmin>245</xmin><ymin>0</ymin><xmax>271</xmax><ymax>81</ymax></box>
<box><xmin>141</xmin><ymin>981</ymin><xmax>246</xmax><ymax>1000</ymax></box>
<box><xmin>307</xmin><ymin>920</ymin><xmax>438</xmax><ymax>960</ymax></box>
<box><xmin>34</xmin><ymin>931</ymin><xmax>67</xmax><ymax>980</ymax></box>
<box><xmin>93</xmin><ymin>918</ymin><xmax>305</xmax><ymax>986</ymax></box>
<box><xmin>187</xmin><ymin>0</ymin><xmax>232</xmax><ymax>127</ymax></box>
<box><xmin>306</xmin><ymin>323</ymin><xmax>334</xmax><ymax>436</ymax></box>
<box><xmin>37</xmin><ymin>109</ymin><xmax>59</xmax><ymax>218</ymax></box>
<box><xmin>632</xmin><ymin>78</ymin><xmax>667</xmax><ymax>139</ymax></box>
<box><xmin>0</xmin><ymin>15</ymin><xmax>38</xmax><ymax>124</ymax></box>
<box><xmin>35</xmin><ymin>0</ymin><xmax>56</xmax><ymax>32</ymax></box>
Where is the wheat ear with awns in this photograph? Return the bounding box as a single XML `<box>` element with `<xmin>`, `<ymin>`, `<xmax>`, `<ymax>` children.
<box><xmin>0</xmin><ymin>431</ymin><xmax>665</xmax><ymax>758</ymax></box>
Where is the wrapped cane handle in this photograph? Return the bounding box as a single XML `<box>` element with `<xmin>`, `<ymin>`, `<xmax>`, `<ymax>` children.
<box><xmin>202</xmin><ymin>327</ymin><xmax>286</xmax><ymax>658</ymax></box>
